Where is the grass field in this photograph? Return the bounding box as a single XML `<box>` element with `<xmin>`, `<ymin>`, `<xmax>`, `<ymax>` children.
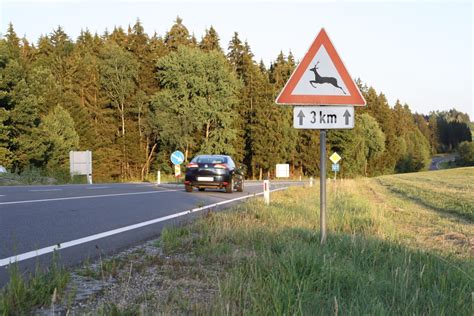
<box><xmin>158</xmin><ymin>168</ymin><xmax>473</xmax><ymax>314</ymax></box>
<box><xmin>377</xmin><ymin>167</ymin><xmax>473</xmax><ymax>220</ymax></box>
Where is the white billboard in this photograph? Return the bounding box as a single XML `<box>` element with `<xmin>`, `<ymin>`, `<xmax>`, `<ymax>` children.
<box><xmin>70</xmin><ymin>150</ymin><xmax>92</xmax><ymax>175</ymax></box>
<box><xmin>276</xmin><ymin>164</ymin><xmax>290</xmax><ymax>178</ymax></box>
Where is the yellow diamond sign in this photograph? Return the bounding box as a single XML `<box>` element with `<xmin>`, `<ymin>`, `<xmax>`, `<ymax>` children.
<box><xmin>329</xmin><ymin>152</ymin><xmax>341</xmax><ymax>164</ymax></box>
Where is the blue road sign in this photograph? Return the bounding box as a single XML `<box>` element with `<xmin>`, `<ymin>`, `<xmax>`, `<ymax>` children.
<box><xmin>170</xmin><ymin>151</ymin><xmax>185</xmax><ymax>165</ymax></box>
<box><xmin>332</xmin><ymin>163</ymin><xmax>340</xmax><ymax>172</ymax></box>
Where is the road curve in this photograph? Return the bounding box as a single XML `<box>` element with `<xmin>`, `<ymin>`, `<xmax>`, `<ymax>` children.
<box><xmin>429</xmin><ymin>154</ymin><xmax>456</xmax><ymax>170</ymax></box>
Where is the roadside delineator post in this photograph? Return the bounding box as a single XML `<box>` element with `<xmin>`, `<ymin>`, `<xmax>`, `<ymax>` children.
<box><xmin>157</xmin><ymin>170</ymin><xmax>161</xmax><ymax>185</ymax></box>
<box><xmin>263</xmin><ymin>180</ymin><xmax>270</xmax><ymax>205</ymax></box>
<box><xmin>309</xmin><ymin>177</ymin><xmax>313</xmax><ymax>187</ymax></box>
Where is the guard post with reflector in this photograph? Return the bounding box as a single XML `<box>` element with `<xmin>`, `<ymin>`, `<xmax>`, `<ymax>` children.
<box><xmin>263</xmin><ymin>180</ymin><xmax>270</xmax><ymax>205</ymax></box>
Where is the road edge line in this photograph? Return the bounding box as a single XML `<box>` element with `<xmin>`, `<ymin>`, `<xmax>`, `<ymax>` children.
<box><xmin>0</xmin><ymin>187</ymin><xmax>288</xmax><ymax>267</ymax></box>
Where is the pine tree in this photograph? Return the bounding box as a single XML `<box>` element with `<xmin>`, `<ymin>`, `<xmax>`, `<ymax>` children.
<box><xmin>9</xmin><ymin>80</ymin><xmax>48</xmax><ymax>170</ymax></box>
<box><xmin>41</xmin><ymin>105</ymin><xmax>79</xmax><ymax>168</ymax></box>
<box><xmin>200</xmin><ymin>26</ymin><xmax>222</xmax><ymax>52</ymax></box>
<box><xmin>269</xmin><ymin>51</ymin><xmax>297</xmax><ymax>176</ymax></box>
<box><xmin>0</xmin><ymin>107</ymin><xmax>13</xmax><ymax>168</ymax></box>
<box><xmin>164</xmin><ymin>17</ymin><xmax>194</xmax><ymax>51</ymax></box>
<box><xmin>4</xmin><ymin>23</ymin><xmax>20</xmax><ymax>59</ymax></box>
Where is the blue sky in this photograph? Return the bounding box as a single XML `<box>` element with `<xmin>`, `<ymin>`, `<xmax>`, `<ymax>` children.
<box><xmin>1</xmin><ymin>0</ymin><xmax>472</xmax><ymax>118</ymax></box>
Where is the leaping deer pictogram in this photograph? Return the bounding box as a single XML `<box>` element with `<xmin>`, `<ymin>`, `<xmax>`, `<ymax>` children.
<box><xmin>309</xmin><ymin>61</ymin><xmax>346</xmax><ymax>94</ymax></box>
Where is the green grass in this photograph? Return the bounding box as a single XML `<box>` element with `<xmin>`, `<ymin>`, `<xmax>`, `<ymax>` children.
<box><xmin>0</xmin><ymin>254</ymin><xmax>70</xmax><ymax>314</ymax></box>
<box><xmin>0</xmin><ymin>167</ymin><xmax>87</xmax><ymax>186</ymax></box>
<box><xmin>159</xmin><ymin>170</ymin><xmax>473</xmax><ymax>314</ymax></box>
<box><xmin>438</xmin><ymin>160</ymin><xmax>456</xmax><ymax>169</ymax></box>
<box><xmin>377</xmin><ymin>167</ymin><xmax>474</xmax><ymax>220</ymax></box>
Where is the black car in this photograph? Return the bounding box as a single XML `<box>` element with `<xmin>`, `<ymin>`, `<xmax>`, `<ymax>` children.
<box><xmin>184</xmin><ymin>155</ymin><xmax>244</xmax><ymax>193</ymax></box>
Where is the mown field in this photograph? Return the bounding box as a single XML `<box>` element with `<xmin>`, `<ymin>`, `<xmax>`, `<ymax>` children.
<box><xmin>1</xmin><ymin>168</ymin><xmax>472</xmax><ymax>314</ymax></box>
<box><xmin>377</xmin><ymin>167</ymin><xmax>473</xmax><ymax>220</ymax></box>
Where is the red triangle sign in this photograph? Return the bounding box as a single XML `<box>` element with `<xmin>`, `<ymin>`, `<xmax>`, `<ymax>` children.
<box><xmin>276</xmin><ymin>29</ymin><xmax>366</xmax><ymax>106</ymax></box>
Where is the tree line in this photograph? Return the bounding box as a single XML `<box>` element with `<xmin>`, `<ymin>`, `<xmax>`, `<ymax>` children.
<box><xmin>0</xmin><ymin>18</ymin><xmax>472</xmax><ymax>181</ymax></box>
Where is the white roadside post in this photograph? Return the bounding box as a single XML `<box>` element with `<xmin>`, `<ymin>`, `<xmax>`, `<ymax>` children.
<box><xmin>275</xmin><ymin>28</ymin><xmax>366</xmax><ymax>245</ymax></box>
<box><xmin>309</xmin><ymin>177</ymin><xmax>314</xmax><ymax>187</ymax></box>
<box><xmin>263</xmin><ymin>180</ymin><xmax>270</xmax><ymax>205</ymax></box>
<box><xmin>157</xmin><ymin>170</ymin><xmax>161</xmax><ymax>185</ymax></box>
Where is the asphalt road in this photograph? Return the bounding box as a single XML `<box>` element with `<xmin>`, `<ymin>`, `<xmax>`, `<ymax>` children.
<box><xmin>0</xmin><ymin>181</ymin><xmax>302</xmax><ymax>285</ymax></box>
<box><xmin>429</xmin><ymin>154</ymin><xmax>456</xmax><ymax>170</ymax></box>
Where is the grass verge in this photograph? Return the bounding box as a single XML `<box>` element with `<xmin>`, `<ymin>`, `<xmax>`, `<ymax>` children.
<box><xmin>0</xmin><ymin>253</ymin><xmax>69</xmax><ymax>314</ymax></box>
<box><xmin>158</xmin><ymin>171</ymin><xmax>472</xmax><ymax>314</ymax></box>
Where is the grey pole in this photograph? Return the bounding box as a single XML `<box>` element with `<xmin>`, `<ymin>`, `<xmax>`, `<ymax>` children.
<box><xmin>320</xmin><ymin>130</ymin><xmax>327</xmax><ymax>244</ymax></box>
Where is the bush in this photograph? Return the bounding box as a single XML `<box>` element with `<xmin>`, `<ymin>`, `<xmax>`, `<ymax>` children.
<box><xmin>456</xmin><ymin>141</ymin><xmax>474</xmax><ymax>166</ymax></box>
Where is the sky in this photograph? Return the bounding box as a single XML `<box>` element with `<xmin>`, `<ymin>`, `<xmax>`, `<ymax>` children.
<box><xmin>0</xmin><ymin>0</ymin><xmax>472</xmax><ymax>118</ymax></box>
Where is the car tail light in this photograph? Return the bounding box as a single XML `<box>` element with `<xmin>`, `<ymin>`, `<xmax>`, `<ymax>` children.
<box><xmin>187</xmin><ymin>163</ymin><xmax>198</xmax><ymax>168</ymax></box>
<box><xmin>214</xmin><ymin>163</ymin><xmax>228</xmax><ymax>169</ymax></box>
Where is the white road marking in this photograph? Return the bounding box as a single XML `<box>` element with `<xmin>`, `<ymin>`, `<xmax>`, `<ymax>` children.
<box><xmin>0</xmin><ymin>195</ymin><xmax>5</xmax><ymax>197</ymax></box>
<box><xmin>0</xmin><ymin>187</ymin><xmax>288</xmax><ymax>267</ymax></box>
<box><xmin>0</xmin><ymin>189</ymin><xmax>178</xmax><ymax>206</ymax></box>
<box><xmin>29</xmin><ymin>189</ymin><xmax>63</xmax><ymax>192</ymax></box>
<box><xmin>86</xmin><ymin>186</ymin><xmax>109</xmax><ymax>190</ymax></box>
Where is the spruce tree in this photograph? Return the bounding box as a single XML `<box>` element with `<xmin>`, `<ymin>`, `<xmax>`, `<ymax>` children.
<box><xmin>41</xmin><ymin>105</ymin><xmax>79</xmax><ymax>169</ymax></box>
<box><xmin>200</xmin><ymin>26</ymin><xmax>222</xmax><ymax>53</ymax></box>
<box><xmin>164</xmin><ymin>17</ymin><xmax>194</xmax><ymax>51</ymax></box>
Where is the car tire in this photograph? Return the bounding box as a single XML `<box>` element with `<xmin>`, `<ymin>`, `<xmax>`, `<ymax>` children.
<box><xmin>185</xmin><ymin>185</ymin><xmax>193</xmax><ymax>192</ymax></box>
<box><xmin>225</xmin><ymin>179</ymin><xmax>233</xmax><ymax>193</ymax></box>
<box><xmin>198</xmin><ymin>188</ymin><xmax>205</xmax><ymax>191</ymax></box>
<box><xmin>237</xmin><ymin>180</ymin><xmax>244</xmax><ymax>192</ymax></box>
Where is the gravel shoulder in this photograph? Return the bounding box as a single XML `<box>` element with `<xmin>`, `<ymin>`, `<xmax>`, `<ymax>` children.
<box><xmin>36</xmin><ymin>236</ymin><xmax>224</xmax><ymax>315</ymax></box>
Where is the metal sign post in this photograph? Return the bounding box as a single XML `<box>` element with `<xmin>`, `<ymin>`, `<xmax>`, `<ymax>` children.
<box><xmin>320</xmin><ymin>130</ymin><xmax>327</xmax><ymax>244</ymax></box>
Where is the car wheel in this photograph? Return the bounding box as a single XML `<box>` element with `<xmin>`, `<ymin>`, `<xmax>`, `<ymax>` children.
<box><xmin>237</xmin><ymin>180</ymin><xmax>244</xmax><ymax>192</ymax></box>
<box><xmin>185</xmin><ymin>185</ymin><xmax>193</xmax><ymax>192</ymax></box>
<box><xmin>198</xmin><ymin>188</ymin><xmax>205</xmax><ymax>191</ymax></box>
<box><xmin>225</xmin><ymin>179</ymin><xmax>233</xmax><ymax>193</ymax></box>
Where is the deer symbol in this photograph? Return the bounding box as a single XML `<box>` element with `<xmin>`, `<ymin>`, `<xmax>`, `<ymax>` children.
<box><xmin>309</xmin><ymin>61</ymin><xmax>346</xmax><ymax>94</ymax></box>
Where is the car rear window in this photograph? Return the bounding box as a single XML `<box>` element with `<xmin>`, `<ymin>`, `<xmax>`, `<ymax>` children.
<box><xmin>195</xmin><ymin>156</ymin><xmax>227</xmax><ymax>164</ymax></box>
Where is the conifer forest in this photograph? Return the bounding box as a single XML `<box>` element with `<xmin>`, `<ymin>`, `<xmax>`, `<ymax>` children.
<box><xmin>0</xmin><ymin>19</ymin><xmax>472</xmax><ymax>181</ymax></box>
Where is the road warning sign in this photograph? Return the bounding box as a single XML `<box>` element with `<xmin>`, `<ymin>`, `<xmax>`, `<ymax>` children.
<box><xmin>275</xmin><ymin>28</ymin><xmax>366</xmax><ymax>106</ymax></box>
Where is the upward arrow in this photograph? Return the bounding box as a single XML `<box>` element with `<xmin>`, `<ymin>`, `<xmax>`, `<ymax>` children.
<box><xmin>297</xmin><ymin>110</ymin><xmax>305</xmax><ymax>126</ymax></box>
<box><xmin>343</xmin><ymin>110</ymin><xmax>351</xmax><ymax>125</ymax></box>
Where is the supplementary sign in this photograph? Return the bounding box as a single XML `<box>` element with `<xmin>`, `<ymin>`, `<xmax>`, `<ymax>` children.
<box><xmin>332</xmin><ymin>163</ymin><xmax>340</xmax><ymax>172</ymax></box>
<box><xmin>293</xmin><ymin>106</ymin><xmax>354</xmax><ymax>129</ymax></box>
<box><xmin>275</xmin><ymin>28</ymin><xmax>366</xmax><ymax>106</ymax></box>
<box><xmin>174</xmin><ymin>164</ymin><xmax>181</xmax><ymax>177</ymax></box>
<box><xmin>329</xmin><ymin>152</ymin><xmax>342</xmax><ymax>164</ymax></box>
<box><xmin>170</xmin><ymin>151</ymin><xmax>185</xmax><ymax>165</ymax></box>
